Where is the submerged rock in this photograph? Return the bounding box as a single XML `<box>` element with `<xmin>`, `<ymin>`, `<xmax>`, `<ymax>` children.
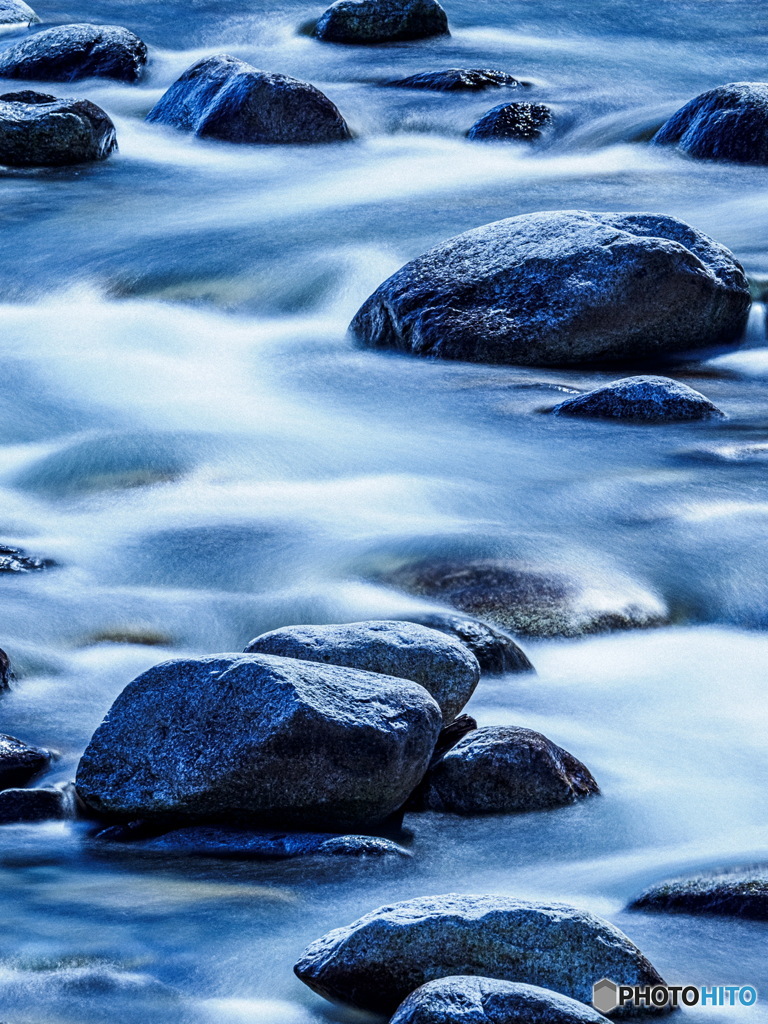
<box><xmin>313</xmin><ymin>0</ymin><xmax>449</xmax><ymax>44</ymax></box>
<box><xmin>0</xmin><ymin>90</ymin><xmax>116</xmax><ymax>166</ymax></box>
<box><xmin>350</xmin><ymin>210</ymin><xmax>750</xmax><ymax>366</ymax></box>
<box><xmin>653</xmin><ymin>83</ymin><xmax>768</xmax><ymax>164</ymax></box>
<box><xmin>0</xmin><ymin>782</ymin><xmax>75</xmax><ymax>823</ymax></box>
<box><xmin>398</xmin><ymin>612</ymin><xmax>535</xmax><ymax>675</ymax></box>
<box><xmin>382</xmin><ymin>559</ymin><xmax>668</xmax><ymax>638</ymax></box>
<box><xmin>386</xmin><ymin>69</ymin><xmax>523</xmax><ymax>92</ymax></box>
<box><xmin>244</xmin><ymin>620</ymin><xmax>480</xmax><ymax>723</ymax></box>
<box><xmin>0</xmin><ymin>0</ymin><xmax>39</xmax><ymax>28</ymax></box>
<box><xmin>551</xmin><ymin>376</ymin><xmax>725</xmax><ymax>422</ymax></box>
<box><xmin>391</xmin><ymin>977</ymin><xmax>611</xmax><ymax>1024</ymax></box>
<box><xmin>629</xmin><ymin>868</ymin><xmax>768</xmax><ymax>920</ymax></box>
<box><xmin>146</xmin><ymin>55</ymin><xmax>351</xmax><ymax>144</ymax></box>
<box><xmin>0</xmin><ymin>24</ymin><xmax>148</xmax><ymax>83</ymax></box>
<box><xmin>468</xmin><ymin>102</ymin><xmax>552</xmax><ymax>141</ymax></box>
<box><xmin>294</xmin><ymin>893</ymin><xmax>667</xmax><ymax>1015</ymax></box>
<box><xmin>0</xmin><ymin>544</ymin><xmax>54</xmax><ymax>573</ymax></box>
<box><xmin>0</xmin><ymin>648</ymin><xmax>9</xmax><ymax>691</ymax></box>
<box><xmin>76</xmin><ymin>653</ymin><xmax>442</xmax><ymax>831</ymax></box>
<box><xmin>0</xmin><ymin>734</ymin><xmax>52</xmax><ymax>789</ymax></box>
<box><xmin>412</xmin><ymin>726</ymin><xmax>599</xmax><ymax>814</ymax></box>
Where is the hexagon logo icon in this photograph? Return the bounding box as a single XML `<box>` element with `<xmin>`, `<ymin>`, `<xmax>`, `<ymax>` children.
<box><xmin>593</xmin><ymin>978</ymin><xmax>620</xmax><ymax>1014</ymax></box>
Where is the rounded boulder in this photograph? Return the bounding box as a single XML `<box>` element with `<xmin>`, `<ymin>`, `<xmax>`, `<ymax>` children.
<box><xmin>0</xmin><ymin>90</ymin><xmax>116</xmax><ymax>166</ymax></box>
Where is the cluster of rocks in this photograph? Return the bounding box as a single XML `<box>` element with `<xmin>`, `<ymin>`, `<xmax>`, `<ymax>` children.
<box><xmin>0</xmin><ymin>729</ymin><xmax>75</xmax><ymax>824</ymax></box>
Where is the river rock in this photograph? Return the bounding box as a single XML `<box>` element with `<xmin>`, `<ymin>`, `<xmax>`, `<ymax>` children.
<box><xmin>146</xmin><ymin>55</ymin><xmax>351</xmax><ymax>144</ymax></box>
<box><xmin>412</xmin><ymin>726</ymin><xmax>599</xmax><ymax>814</ymax></box>
<box><xmin>0</xmin><ymin>0</ymin><xmax>39</xmax><ymax>28</ymax></box>
<box><xmin>386</xmin><ymin>69</ymin><xmax>522</xmax><ymax>92</ymax></box>
<box><xmin>382</xmin><ymin>559</ymin><xmax>668</xmax><ymax>638</ymax></box>
<box><xmin>350</xmin><ymin>210</ymin><xmax>751</xmax><ymax>366</ymax></box>
<box><xmin>398</xmin><ymin>612</ymin><xmax>534</xmax><ymax>675</ymax></box>
<box><xmin>391</xmin><ymin>977</ymin><xmax>611</xmax><ymax>1024</ymax></box>
<box><xmin>551</xmin><ymin>375</ymin><xmax>725</xmax><ymax>422</ymax></box>
<box><xmin>76</xmin><ymin>653</ymin><xmax>442</xmax><ymax>830</ymax></box>
<box><xmin>120</xmin><ymin>826</ymin><xmax>411</xmax><ymax>859</ymax></box>
<box><xmin>0</xmin><ymin>782</ymin><xmax>75</xmax><ymax>823</ymax></box>
<box><xmin>294</xmin><ymin>893</ymin><xmax>668</xmax><ymax>1015</ymax></box>
<box><xmin>468</xmin><ymin>102</ymin><xmax>552</xmax><ymax>141</ymax></box>
<box><xmin>0</xmin><ymin>24</ymin><xmax>148</xmax><ymax>82</ymax></box>
<box><xmin>314</xmin><ymin>0</ymin><xmax>449</xmax><ymax>43</ymax></box>
<box><xmin>0</xmin><ymin>648</ymin><xmax>9</xmax><ymax>691</ymax></box>
<box><xmin>0</xmin><ymin>90</ymin><xmax>116</xmax><ymax>166</ymax></box>
<box><xmin>244</xmin><ymin>620</ymin><xmax>480</xmax><ymax>723</ymax></box>
<box><xmin>628</xmin><ymin>868</ymin><xmax>768</xmax><ymax>920</ymax></box>
<box><xmin>0</xmin><ymin>734</ymin><xmax>52</xmax><ymax>789</ymax></box>
<box><xmin>653</xmin><ymin>83</ymin><xmax>768</xmax><ymax>164</ymax></box>
<box><xmin>0</xmin><ymin>543</ymin><xmax>54</xmax><ymax>573</ymax></box>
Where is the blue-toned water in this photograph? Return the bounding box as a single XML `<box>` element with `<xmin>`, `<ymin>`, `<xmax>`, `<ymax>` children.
<box><xmin>0</xmin><ymin>0</ymin><xmax>767</xmax><ymax>1021</ymax></box>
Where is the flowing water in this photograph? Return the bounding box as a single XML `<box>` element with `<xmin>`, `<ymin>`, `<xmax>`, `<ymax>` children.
<box><xmin>1</xmin><ymin>0</ymin><xmax>767</xmax><ymax>1020</ymax></box>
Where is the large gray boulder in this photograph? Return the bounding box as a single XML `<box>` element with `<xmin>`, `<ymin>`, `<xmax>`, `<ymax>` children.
<box><xmin>0</xmin><ymin>90</ymin><xmax>116</xmax><ymax>167</ymax></box>
<box><xmin>244</xmin><ymin>620</ymin><xmax>480</xmax><ymax>723</ymax></box>
<box><xmin>294</xmin><ymin>893</ymin><xmax>667</xmax><ymax>1016</ymax></box>
<box><xmin>551</xmin><ymin>375</ymin><xmax>724</xmax><ymax>421</ymax></box>
<box><xmin>314</xmin><ymin>0</ymin><xmax>449</xmax><ymax>44</ymax></box>
<box><xmin>391</xmin><ymin>977</ymin><xmax>611</xmax><ymax>1024</ymax></box>
<box><xmin>0</xmin><ymin>0</ymin><xmax>39</xmax><ymax>28</ymax></box>
<box><xmin>76</xmin><ymin>653</ymin><xmax>442</xmax><ymax>831</ymax></box>
<box><xmin>146</xmin><ymin>55</ymin><xmax>351</xmax><ymax>144</ymax></box>
<box><xmin>0</xmin><ymin>733</ymin><xmax>52</xmax><ymax>789</ymax></box>
<box><xmin>412</xmin><ymin>726</ymin><xmax>599</xmax><ymax>814</ymax></box>
<box><xmin>629</xmin><ymin>867</ymin><xmax>768</xmax><ymax>921</ymax></box>
<box><xmin>0</xmin><ymin>24</ymin><xmax>147</xmax><ymax>82</ymax></box>
<box><xmin>350</xmin><ymin>211</ymin><xmax>750</xmax><ymax>366</ymax></box>
<box><xmin>653</xmin><ymin>83</ymin><xmax>768</xmax><ymax>164</ymax></box>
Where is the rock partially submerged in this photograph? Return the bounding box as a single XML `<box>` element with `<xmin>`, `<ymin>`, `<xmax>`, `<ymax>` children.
<box><xmin>468</xmin><ymin>102</ymin><xmax>552</xmax><ymax>141</ymax></box>
<box><xmin>350</xmin><ymin>211</ymin><xmax>750</xmax><ymax>366</ymax></box>
<box><xmin>314</xmin><ymin>0</ymin><xmax>449</xmax><ymax>44</ymax></box>
<box><xmin>629</xmin><ymin>868</ymin><xmax>768</xmax><ymax>920</ymax></box>
<box><xmin>398</xmin><ymin>611</ymin><xmax>534</xmax><ymax>674</ymax></box>
<box><xmin>76</xmin><ymin>653</ymin><xmax>442</xmax><ymax>831</ymax></box>
<box><xmin>386</xmin><ymin>69</ymin><xmax>523</xmax><ymax>92</ymax></box>
<box><xmin>0</xmin><ymin>543</ymin><xmax>54</xmax><ymax>573</ymax></box>
<box><xmin>0</xmin><ymin>782</ymin><xmax>75</xmax><ymax>823</ymax></box>
<box><xmin>382</xmin><ymin>559</ymin><xmax>668</xmax><ymax>638</ymax></box>
<box><xmin>653</xmin><ymin>83</ymin><xmax>768</xmax><ymax>164</ymax></box>
<box><xmin>0</xmin><ymin>0</ymin><xmax>39</xmax><ymax>28</ymax></box>
<box><xmin>294</xmin><ymin>893</ymin><xmax>667</xmax><ymax>1015</ymax></box>
<box><xmin>0</xmin><ymin>90</ymin><xmax>116</xmax><ymax>166</ymax></box>
<box><xmin>147</xmin><ymin>55</ymin><xmax>351</xmax><ymax>144</ymax></box>
<box><xmin>551</xmin><ymin>376</ymin><xmax>725</xmax><ymax>422</ymax></box>
<box><xmin>0</xmin><ymin>24</ymin><xmax>148</xmax><ymax>82</ymax></box>
<box><xmin>391</xmin><ymin>977</ymin><xmax>611</xmax><ymax>1024</ymax></box>
<box><xmin>412</xmin><ymin>726</ymin><xmax>599</xmax><ymax>814</ymax></box>
<box><xmin>244</xmin><ymin>620</ymin><xmax>480</xmax><ymax>723</ymax></box>
<box><xmin>0</xmin><ymin>734</ymin><xmax>52</xmax><ymax>789</ymax></box>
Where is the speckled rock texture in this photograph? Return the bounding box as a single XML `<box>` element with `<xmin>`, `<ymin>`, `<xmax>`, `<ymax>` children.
<box><xmin>350</xmin><ymin>210</ymin><xmax>751</xmax><ymax>366</ymax></box>
<box><xmin>0</xmin><ymin>733</ymin><xmax>52</xmax><ymax>789</ymax></box>
<box><xmin>386</xmin><ymin>69</ymin><xmax>522</xmax><ymax>92</ymax></box>
<box><xmin>551</xmin><ymin>375</ymin><xmax>724</xmax><ymax>421</ymax></box>
<box><xmin>412</xmin><ymin>726</ymin><xmax>599</xmax><ymax>814</ymax></box>
<box><xmin>0</xmin><ymin>24</ymin><xmax>147</xmax><ymax>82</ymax></box>
<box><xmin>294</xmin><ymin>893</ymin><xmax>668</xmax><ymax>1016</ymax></box>
<box><xmin>390</xmin><ymin>977</ymin><xmax>612</xmax><ymax>1024</ymax></box>
<box><xmin>468</xmin><ymin>102</ymin><xmax>552</xmax><ymax>140</ymax></box>
<box><xmin>0</xmin><ymin>90</ymin><xmax>116</xmax><ymax>166</ymax></box>
<box><xmin>313</xmin><ymin>0</ymin><xmax>449</xmax><ymax>44</ymax></box>
<box><xmin>398</xmin><ymin>611</ymin><xmax>535</xmax><ymax>674</ymax></box>
<box><xmin>629</xmin><ymin>867</ymin><xmax>768</xmax><ymax>920</ymax></box>
<box><xmin>0</xmin><ymin>0</ymin><xmax>39</xmax><ymax>27</ymax></box>
<box><xmin>244</xmin><ymin>620</ymin><xmax>480</xmax><ymax>723</ymax></box>
<box><xmin>653</xmin><ymin>83</ymin><xmax>768</xmax><ymax>164</ymax></box>
<box><xmin>76</xmin><ymin>653</ymin><xmax>442</xmax><ymax>831</ymax></box>
<box><xmin>0</xmin><ymin>783</ymin><xmax>75</xmax><ymax>823</ymax></box>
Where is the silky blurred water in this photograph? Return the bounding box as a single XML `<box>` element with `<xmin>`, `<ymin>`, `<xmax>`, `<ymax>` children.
<box><xmin>0</xmin><ymin>0</ymin><xmax>767</xmax><ymax>1021</ymax></box>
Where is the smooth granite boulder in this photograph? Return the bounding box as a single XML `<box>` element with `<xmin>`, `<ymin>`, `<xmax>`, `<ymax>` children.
<box><xmin>629</xmin><ymin>868</ymin><xmax>768</xmax><ymax>920</ymax></box>
<box><xmin>0</xmin><ymin>733</ymin><xmax>52</xmax><ymax>789</ymax></box>
<box><xmin>147</xmin><ymin>54</ymin><xmax>350</xmax><ymax>144</ymax></box>
<box><xmin>76</xmin><ymin>653</ymin><xmax>442</xmax><ymax>830</ymax></box>
<box><xmin>397</xmin><ymin>611</ymin><xmax>534</xmax><ymax>675</ymax></box>
<box><xmin>0</xmin><ymin>782</ymin><xmax>75</xmax><ymax>823</ymax></box>
<box><xmin>382</xmin><ymin>559</ymin><xmax>668</xmax><ymax>638</ymax></box>
<box><xmin>391</xmin><ymin>977</ymin><xmax>611</xmax><ymax>1024</ymax></box>
<box><xmin>387</xmin><ymin>69</ymin><xmax>522</xmax><ymax>92</ymax></box>
<box><xmin>468</xmin><ymin>102</ymin><xmax>552</xmax><ymax>141</ymax></box>
<box><xmin>653</xmin><ymin>83</ymin><xmax>768</xmax><ymax>164</ymax></box>
<box><xmin>244</xmin><ymin>620</ymin><xmax>480</xmax><ymax>723</ymax></box>
<box><xmin>314</xmin><ymin>0</ymin><xmax>449</xmax><ymax>43</ymax></box>
<box><xmin>350</xmin><ymin>210</ymin><xmax>751</xmax><ymax>366</ymax></box>
<box><xmin>0</xmin><ymin>0</ymin><xmax>39</xmax><ymax>28</ymax></box>
<box><xmin>294</xmin><ymin>893</ymin><xmax>667</xmax><ymax>1015</ymax></box>
<box><xmin>0</xmin><ymin>90</ymin><xmax>116</xmax><ymax>166</ymax></box>
<box><xmin>551</xmin><ymin>375</ymin><xmax>725</xmax><ymax>421</ymax></box>
<box><xmin>412</xmin><ymin>726</ymin><xmax>599</xmax><ymax>814</ymax></box>
<box><xmin>0</xmin><ymin>24</ymin><xmax>147</xmax><ymax>82</ymax></box>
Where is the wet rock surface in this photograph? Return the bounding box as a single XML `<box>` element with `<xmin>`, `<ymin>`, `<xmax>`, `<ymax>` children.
<box><xmin>244</xmin><ymin>619</ymin><xmax>480</xmax><ymax>723</ymax></box>
<box><xmin>313</xmin><ymin>0</ymin><xmax>449</xmax><ymax>44</ymax></box>
<box><xmin>653</xmin><ymin>82</ymin><xmax>768</xmax><ymax>164</ymax></box>
<box><xmin>468</xmin><ymin>102</ymin><xmax>553</xmax><ymax>141</ymax></box>
<box><xmin>0</xmin><ymin>734</ymin><xmax>52</xmax><ymax>789</ymax></box>
<box><xmin>398</xmin><ymin>612</ymin><xmax>534</xmax><ymax>674</ymax></box>
<box><xmin>0</xmin><ymin>782</ymin><xmax>75</xmax><ymax>823</ymax></box>
<box><xmin>386</xmin><ymin>68</ymin><xmax>523</xmax><ymax>92</ymax></box>
<box><xmin>350</xmin><ymin>210</ymin><xmax>751</xmax><ymax>366</ymax></box>
<box><xmin>0</xmin><ymin>90</ymin><xmax>117</xmax><ymax>167</ymax></box>
<box><xmin>0</xmin><ymin>24</ymin><xmax>148</xmax><ymax>82</ymax></box>
<box><xmin>629</xmin><ymin>867</ymin><xmax>768</xmax><ymax>920</ymax></box>
<box><xmin>551</xmin><ymin>375</ymin><xmax>725</xmax><ymax>421</ymax></box>
<box><xmin>294</xmin><ymin>893</ymin><xmax>668</xmax><ymax>1016</ymax></box>
<box><xmin>0</xmin><ymin>0</ymin><xmax>38</xmax><ymax>27</ymax></box>
<box><xmin>0</xmin><ymin>544</ymin><xmax>54</xmax><ymax>573</ymax></box>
